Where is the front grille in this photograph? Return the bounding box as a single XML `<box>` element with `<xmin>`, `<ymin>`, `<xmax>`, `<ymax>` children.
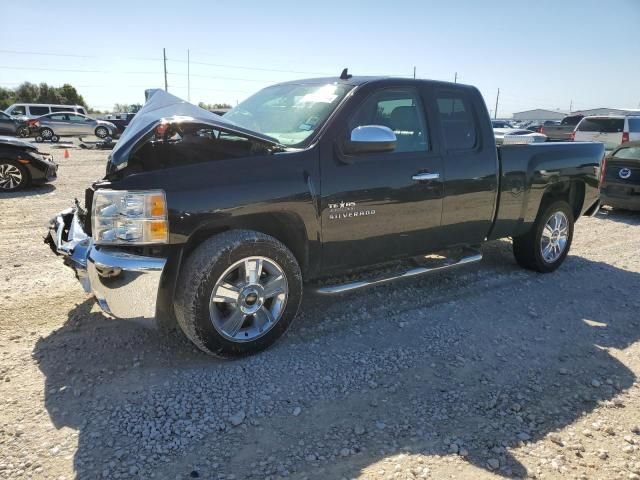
<box><xmin>83</xmin><ymin>187</ymin><xmax>94</xmax><ymax>235</ymax></box>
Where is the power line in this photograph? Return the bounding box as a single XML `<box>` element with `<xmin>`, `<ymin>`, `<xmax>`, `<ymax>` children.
<box><xmin>0</xmin><ymin>65</ymin><xmax>162</xmax><ymax>75</ymax></box>
<box><xmin>0</xmin><ymin>49</ymin><xmax>161</xmax><ymax>62</ymax></box>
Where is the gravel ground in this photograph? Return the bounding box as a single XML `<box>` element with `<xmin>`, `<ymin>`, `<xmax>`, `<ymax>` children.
<box><xmin>1</xmin><ymin>144</ymin><xmax>640</xmax><ymax>480</ymax></box>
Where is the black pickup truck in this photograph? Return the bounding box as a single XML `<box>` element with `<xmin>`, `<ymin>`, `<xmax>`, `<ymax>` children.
<box><xmin>47</xmin><ymin>74</ymin><xmax>604</xmax><ymax>357</ymax></box>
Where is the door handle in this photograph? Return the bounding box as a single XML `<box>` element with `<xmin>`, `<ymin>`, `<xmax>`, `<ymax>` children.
<box><xmin>412</xmin><ymin>172</ymin><xmax>440</xmax><ymax>181</ymax></box>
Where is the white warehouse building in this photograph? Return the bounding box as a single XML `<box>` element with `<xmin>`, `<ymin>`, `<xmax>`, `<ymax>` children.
<box><xmin>512</xmin><ymin>109</ymin><xmax>568</xmax><ymax>121</ymax></box>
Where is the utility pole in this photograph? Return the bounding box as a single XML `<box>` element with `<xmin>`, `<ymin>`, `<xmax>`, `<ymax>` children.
<box><xmin>163</xmin><ymin>48</ymin><xmax>168</xmax><ymax>92</ymax></box>
<box><xmin>569</xmin><ymin>99</ymin><xmax>573</xmax><ymax>113</ymax></box>
<box><xmin>494</xmin><ymin>88</ymin><xmax>500</xmax><ymax>119</ymax></box>
<box><xmin>454</xmin><ymin>72</ymin><xmax>457</xmax><ymax>83</ymax></box>
<box><xmin>413</xmin><ymin>66</ymin><xmax>416</xmax><ymax>79</ymax></box>
<box><xmin>187</xmin><ymin>49</ymin><xmax>191</xmax><ymax>102</ymax></box>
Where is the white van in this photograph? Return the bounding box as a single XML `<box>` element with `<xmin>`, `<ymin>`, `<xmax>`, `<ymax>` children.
<box><xmin>573</xmin><ymin>115</ymin><xmax>640</xmax><ymax>150</ymax></box>
<box><xmin>4</xmin><ymin>103</ymin><xmax>88</xmax><ymax>120</ymax></box>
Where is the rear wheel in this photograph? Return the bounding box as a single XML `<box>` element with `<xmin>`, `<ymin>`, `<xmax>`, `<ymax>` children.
<box><xmin>174</xmin><ymin>230</ymin><xmax>302</xmax><ymax>357</ymax></box>
<box><xmin>513</xmin><ymin>200</ymin><xmax>574</xmax><ymax>273</ymax></box>
<box><xmin>0</xmin><ymin>160</ymin><xmax>28</xmax><ymax>191</ymax></box>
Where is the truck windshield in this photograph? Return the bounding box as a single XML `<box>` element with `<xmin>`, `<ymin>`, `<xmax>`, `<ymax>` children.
<box><xmin>224</xmin><ymin>83</ymin><xmax>353</xmax><ymax>147</ymax></box>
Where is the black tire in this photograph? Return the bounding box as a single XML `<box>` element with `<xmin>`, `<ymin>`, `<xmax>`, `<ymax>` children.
<box><xmin>35</xmin><ymin>136</ymin><xmax>43</xmax><ymax>143</ymax></box>
<box><xmin>40</xmin><ymin>128</ymin><xmax>54</xmax><ymax>141</ymax></box>
<box><xmin>16</xmin><ymin>126</ymin><xmax>28</xmax><ymax>138</ymax></box>
<box><xmin>174</xmin><ymin>230</ymin><xmax>303</xmax><ymax>358</ymax></box>
<box><xmin>0</xmin><ymin>160</ymin><xmax>29</xmax><ymax>191</ymax></box>
<box><xmin>513</xmin><ymin>200</ymin><xmax>574</xmax><ymax>273</ymax></box>
<box><xmin>95</xmin><ymin>126</ymin><xmax>108</xmax><ymax>138</ymax></box>
<box><xmin>50</xmin><ymin>135</ymin><xmax>60</xmax><ymax>143</ymax></box>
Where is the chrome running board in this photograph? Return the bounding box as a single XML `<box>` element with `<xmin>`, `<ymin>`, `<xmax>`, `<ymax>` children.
<box><xmin>315</xmin><ymin>249</ymin><xmax>482</xmax><ymax>295</ymax></box>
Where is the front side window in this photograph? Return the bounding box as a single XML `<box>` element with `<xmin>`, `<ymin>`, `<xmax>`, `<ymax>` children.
<box><xmin>77</xmin><ymin>108</ymin><xmax>87</xmax><ymax>115</ymax></box>
<box><xmin>435</xmin><ymin>93</ymin><xmax>477</xmax><ymax>150</ymax></box>
<box><xmin>9</xmin><ymin>105</ymin><xmax>26</xmax><ymax>116</ymax></box>
<box><xmin>349</xmin><ymin>88</ymin><xmax>428</xmax><ymax>153</ymax></box>
<box><xmin>29</xmin><ymin>106</ymin><xmax>50</xmax><ymax>116</ymax></box>
<box><xmin>69</xmin><ymin>114</ymin><xmax>87</xmax><ymax>122</ymax></box>
<box><xmin>224</xmin><ymin>83</ymin><xmax>353</xmax><ymax>147</ymax></box>
<box><xmin>578</xmin><ymin>118</ymin><xmax>624</xmax><ymax>133</ymax></box>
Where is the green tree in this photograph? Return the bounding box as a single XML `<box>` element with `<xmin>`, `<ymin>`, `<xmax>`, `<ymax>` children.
<box><xmin>0</xmin><ymin>87</ymin><xmax>16</xmax><ymax>110</ymax></box>
<box><xmin>14</xmin><ymin>82</ymin><xmax>39</xmax><ymax>103</ymax></box>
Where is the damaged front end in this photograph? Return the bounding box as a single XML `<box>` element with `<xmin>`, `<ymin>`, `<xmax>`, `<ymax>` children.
<box><xmin>45</xmin><ymin>200</ymin><xmax>166</xmax><ymax>321</ymax></box>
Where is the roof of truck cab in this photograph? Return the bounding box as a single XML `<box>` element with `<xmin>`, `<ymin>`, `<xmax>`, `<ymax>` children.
<box><xmin>273</xmin><ymin>76</ymin><xmax>472</xmax><ymax>89</ymax></box>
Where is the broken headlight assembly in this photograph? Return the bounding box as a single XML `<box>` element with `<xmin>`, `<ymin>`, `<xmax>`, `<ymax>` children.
<box><xmin>92</xmin><ymin>190</ymin><xmax>169</xmax><ymax>245</ymax></box>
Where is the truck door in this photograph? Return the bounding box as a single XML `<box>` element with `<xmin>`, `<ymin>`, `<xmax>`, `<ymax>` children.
<box><xmin>432</xmin><ymin>88</ymin><xmax>498</xmax><ymax>245</ymax></box>
<box><xmin>320</xmin><ymin>86</ymin><xmax>445</xmax><ymax>271</ymax></box>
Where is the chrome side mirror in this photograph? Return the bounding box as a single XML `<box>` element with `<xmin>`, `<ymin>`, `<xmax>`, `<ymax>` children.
<box><xmin>344</xmin><ymin>125</ymin><xmax>397</xmax><ymax>154</ymax></box>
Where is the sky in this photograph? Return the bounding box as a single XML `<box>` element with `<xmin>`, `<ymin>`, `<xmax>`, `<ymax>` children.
<box><xmin>1</xmin><ymin>0</ymin><xmax>638</xmax><ymax>117</ymax></box>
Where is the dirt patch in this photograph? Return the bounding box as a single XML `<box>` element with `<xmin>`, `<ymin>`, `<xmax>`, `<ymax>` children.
<box><xmin>1</xmin><ymin>144</ymin><xmax>639</xmax><ymax>480</ymax></box>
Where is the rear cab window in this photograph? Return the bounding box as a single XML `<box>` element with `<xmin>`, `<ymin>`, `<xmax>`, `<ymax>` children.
<box><xmin>435</xmin><ymin>92</ymin><xmax>477</xmax><ymax>150</ymax></box>
<box><xmin>614</xmin><ymin>146</ymin><xmax>640</xmax><ymax>160</ymax></box>
<box><xmin>577</xmin><ymin>118</ymin><xmax>624</xmax><ymax>133</ymax></box>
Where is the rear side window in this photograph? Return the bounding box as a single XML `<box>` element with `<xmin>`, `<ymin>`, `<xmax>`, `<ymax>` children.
<box><xmin>29</xmin><ymin>106</ymin><xmax>50</xmax><ymax>116</ymax></box>
<box><xmin>627</xmin><ymin>118</ymin><xmax>640</xmax><ymax>133</ymax></box>
<box><xmin>435</xmin><ymin>93</ymin><xmax>477</xmax><ymax>150</ymax></box>
<box><xmin>614</xmin><ymin>147</ymin><xmax>640</xmax><ymax>160</ymax></box>
<box><xmin>577</xmin><ymin>118</ymin><xmax>624</xmax><ymax>133</ymax></box>
<box><xmin>51</xmin><ymin>106</ymin><xmax>74</xmax><ymax>113</ymax></box>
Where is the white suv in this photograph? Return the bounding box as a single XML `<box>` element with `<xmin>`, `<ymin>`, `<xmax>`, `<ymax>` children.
<box><xmin>573</xmin><ymin>115</ymin><xmax>640</xmax><ymax>150</ymax></box>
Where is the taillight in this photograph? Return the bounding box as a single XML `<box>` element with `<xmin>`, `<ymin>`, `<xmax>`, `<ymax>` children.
<box><xmin>622</xmin><ymin>131</ymin><xmax>629</xmax><ymax>143</ymax></box>
<box><xmin>599</xmin><ymin>155</ymin><xmax>608</xmax><ymax>186</ymax></box>
<box><xmin>569</xmin><ymin>130</ymin><xmax>576</xmax><ymax>141</ymax></box>
<box><xmin>539</xmin><ymin>126</ymin><xmax>544</xmax><ymax>134</ymax></box>
<box><xmin>27</xmin><ymin>119</ymin><xmax>39</xmax><ymax>127</ymax></box>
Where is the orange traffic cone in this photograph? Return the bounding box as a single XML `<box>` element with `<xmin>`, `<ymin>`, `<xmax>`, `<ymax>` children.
<box><xmin>64</xmin><ymin>149</ymin><xmax>69</xmax><ymax>159</ymax></box>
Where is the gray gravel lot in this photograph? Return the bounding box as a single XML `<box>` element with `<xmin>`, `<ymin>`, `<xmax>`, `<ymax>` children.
<box><xmin>1</xmin><ymin>144</ymin><xmax>640</xmax><ymax>480</ymax></box>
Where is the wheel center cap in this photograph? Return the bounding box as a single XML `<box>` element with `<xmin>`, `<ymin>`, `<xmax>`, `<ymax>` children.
<box><xmin>239</xmin><ymin>286</ymin><xmax>264</xmax><ymax>314</ymax></box>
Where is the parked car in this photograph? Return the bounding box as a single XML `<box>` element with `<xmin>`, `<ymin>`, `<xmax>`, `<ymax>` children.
<box><xmin>525</xmin><ymin>122</ymin><xmax>543</xmax><ymax>133</ymax></box>
<box><xmin>4</xmin><ymin>103</ymin><xmax>87</xmax><ymax>120</ymax></box>
<box><xmin>494</xmin><ymin>128</ymin><xmax>547</xmax><ymax>144</ymax></box>
<box><xmin>599</xmin><ymin>141</ymin><xmax>640</xmax><ymax>211</ymax></box>
<box><xmin>46</xmin><ymin>76</ymin><xmax>603</xmax><ymax>357</ymax></box>
<box><xmin>0</xmin><ymin>136</ymin><xmax>57</xmax><ymax>191</ymax></box>
<box><xmin>30</xmin><ymin>112</ymin><xmax>118</xmax><ymax>142</ymax></box>
<box><xmin>491</xmin><ymin>119</ymin><xmax>513</xmax><ymax>128</ymax></box>
<box><xmin>540</xmin><ymin>115</ymin><xmax>583</xmax><ymax>141</ymax></box>
<box><xmin>0</xmin><ymin>111</ymin><xmax>29</xmax><ymax>137</ymax></box>
<box><xmin>573</xmin><ymin>115</ymin><xmax>640</xmax><ymax>150</ymax></box>
<box><xmin>100</xmin><ymin>112</ymin><xmax>136</xmax><ymax>135</ymax></box>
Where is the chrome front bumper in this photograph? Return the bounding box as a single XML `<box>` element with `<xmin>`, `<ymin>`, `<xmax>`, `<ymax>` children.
<box><xmin>46</xmin><ymin>208</ymin><xmax>166</xmax><ymax>320</ymax></box>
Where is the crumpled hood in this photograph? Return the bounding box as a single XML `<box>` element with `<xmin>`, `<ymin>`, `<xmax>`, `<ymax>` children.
<box><xmin>108</xmin><ymin>89</ymin><xmax>280</xmax><ymax>171</ymax></box>
<box><xmin>0</xmin><ymin>135</ymin><xmax>37</xmax><ymax>150</ymax></box>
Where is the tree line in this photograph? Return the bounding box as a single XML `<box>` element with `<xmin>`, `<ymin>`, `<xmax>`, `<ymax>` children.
<box><xmin>0</xmin><ymin>82</ymin><xmax>88</xmax><ymax>111</ymax></box>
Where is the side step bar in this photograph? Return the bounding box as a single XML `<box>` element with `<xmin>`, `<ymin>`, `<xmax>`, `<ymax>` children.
<box><xmin>315</xmin><ymin>249</ymin><xmax>482</xmax><ymax>295</ymax></box>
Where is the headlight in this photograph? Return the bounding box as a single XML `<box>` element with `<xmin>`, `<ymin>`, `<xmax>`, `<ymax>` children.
<box><xmin>92</xmin><ymin>190</ymin><xmax>168</xmax><ymax>245</ymax></box>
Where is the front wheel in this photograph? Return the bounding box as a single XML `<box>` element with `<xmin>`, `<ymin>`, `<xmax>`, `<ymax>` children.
<box><xmin>174</xmin><ymin>230</ymin><xmax>302</xmax><ymax>357</ymax></box>
<box><xmin>95</xmin><ymin>126</ymin><xmax>109</xmax><ymax>138</ymax></box>
<box><xmin>0</xmin><ymin>160</ymin><xmax>28</xmax><ymax>191</ymax></box>
<box><xmin>513</xmin><ymin>200</ymin><xmax>574</xmax><ymax>273</ymax></box>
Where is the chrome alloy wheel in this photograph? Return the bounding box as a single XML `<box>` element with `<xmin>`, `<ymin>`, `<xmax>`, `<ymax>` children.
<box><xmin>209</xmin><ymin>256</ymin><xmax>288</xmax><ymax>342</ymax></box>
<box><xmin>41</xmin><ymin>128</ymin><xmax>53</xmax><ymax>139</ymax></box>
<box><xmin>540</xmin><ymin>211</ymin><xmax>569</xmax><ymax>263</ymax></box>
<box><xmin>0</xmin><ymin>163</ymin><xmax>23</xmax><ymax>190</ymax></box>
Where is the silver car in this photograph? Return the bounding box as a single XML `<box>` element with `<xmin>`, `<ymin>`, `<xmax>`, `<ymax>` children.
<box><xmin>31</xmin><ymin>112</ymin><xmax>117</xmax><ymax>142</ymax></box>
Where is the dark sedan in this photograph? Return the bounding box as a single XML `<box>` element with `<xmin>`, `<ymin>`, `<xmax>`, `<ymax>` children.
<box><xmin>0</xmin><ymin>111</ymin><xmax>28</xmax><ymax>137</ymax></box>
<box><xmin>600</xmin><ymin>141</ymin><xmax>640</xmax><ymax>211</ymax></box>
<box><xmin>0</xmin><ymin>136</ymin><xmax>57</xmax><ymax>191</ymax></box>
